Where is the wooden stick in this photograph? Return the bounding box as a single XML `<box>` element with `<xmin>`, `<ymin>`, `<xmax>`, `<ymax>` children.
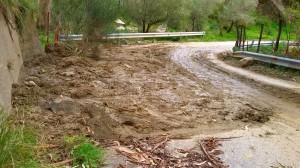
<box><xmin>32</xmin><ymin>144</ymin><xmax>60</xmax><ymax>150</ymax></box>
<box><xmin>52</xmin><ymin>159</ymin><xmax>74</xmax><ymax>167</ymax></box>
<box><xmin>151</xmin><ymin>136</ymin><xmax>169</xmax><ymax>152</ymax></box>
<box><xmin>200</xmin><ymin>142</ymin><xmax>223</xmax><ymax>168</ymax></box>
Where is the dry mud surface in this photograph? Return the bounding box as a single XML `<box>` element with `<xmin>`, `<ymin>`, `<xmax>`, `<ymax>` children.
<box><xmin>12</xmin><ymin>42</ymin><xmax>300</xmax><ymax>167</ymax></box>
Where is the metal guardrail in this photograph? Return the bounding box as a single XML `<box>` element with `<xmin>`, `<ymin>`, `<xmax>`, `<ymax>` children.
<box><xmin>58</xmin><ymin>32</ymin><xmax>205</xmax><ymax>41</ymax></box>
<box><xmin>239</xmin><ymin>40</ymin><xmax>274</xmax><ymax>50</ymax></box>
<box><xmin>247</xmin><ymin>40</ymin><xmax>274</xmax><ymax>47</ymax></box>
<box><xmin>233</xmin><ymin>51</ymin><xmax>300</xmax><ymax>70</ymax></box>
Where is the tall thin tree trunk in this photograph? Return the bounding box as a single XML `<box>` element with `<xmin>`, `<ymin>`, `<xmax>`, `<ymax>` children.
<box><xmin>285</xmin><ymin>23</ymin><xmax>291</xmax><ymax>57</ymax></box>
<box><xmin>257</xmin><ymin>24</ymin><xmax>264</xmax><ymax>53</ymax></box>
<box><xmin>227</xmin><ymin>21</ymin><xmax>234</xmax><ymax>33</ymax></box>
<box><xmin>146</xmin><ymin>23</ymin><xmax>151</xmax><ymax>33</ymax></box>
<box><xmin>235</xmin><ymin>22</ymin><xmax>239</xmax><ymax>47</ymax></box>
<box><xmin>219</xmin><ymin>27</ymin><xmax>223</xmax><ymax>36</ymax></box>
<box><xmin>218</xmin><ymin>22</ymin><xmax>223</xmax><ymax>36</ymax></box>
<box><xmin>192</xmin><ymin>19</ymin><xmax>195</xmax><ymax>32</ymax></box>
<box><xmin>274</xmin><ymin>19</ymin><xmax>283</xmax><ymax>52</ymax></box>
<box><xmin>243</xmin><ymin>28</ymin><xmax>246</xmax><ymax>51</ymax></box>
<box><xmin>239</xmin><ymin>27</ymin><xmax>243</xmax><ymax>47</ymax></box>
<box><xmin>142</xmin><ymin>20</ymin><xmax>146</xmax><ymax>33</ymax></box>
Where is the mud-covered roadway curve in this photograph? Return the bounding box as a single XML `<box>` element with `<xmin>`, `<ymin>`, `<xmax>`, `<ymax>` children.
<box><xmin>170</xmin><ymin>42</ymin><xmax>300</xmax><ymax>124</ymax></box>
<box><xmin>169</xmin><ymin>41</ymin><xmax>300</xmax><ymax>167</ymax></box>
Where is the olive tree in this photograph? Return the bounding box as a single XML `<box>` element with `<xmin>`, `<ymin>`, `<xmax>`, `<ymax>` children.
<box><xmin>185</xmin><ymin>0</ymin><xmax>224</xmax><ymax>31</ymax></box>
<box><xmin>52</xmin><ymin>0</ymin><xmax>119</xmax><ymax>39</ymax></box>
<box><xmin>220</xmin><ymin>0</ymin><xmax>258</xmax><ymax>47</ymax></box>
<box><xmin>122</xmin><ymin>0</ymin><xmax>181</xmax><ymax>33</ymax></box>
<box><xmin>258</xmin><ymin>0</ymin><xmax>285</xmax><ymax>52</ymax></box>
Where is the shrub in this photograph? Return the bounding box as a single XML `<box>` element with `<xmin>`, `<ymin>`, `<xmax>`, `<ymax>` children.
<box><xmin>64</xmin><ymin>135</ymin><xmax>105</xmax><ymax>167</ymax></box>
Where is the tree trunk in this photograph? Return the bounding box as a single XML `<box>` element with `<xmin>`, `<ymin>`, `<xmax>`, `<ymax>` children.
<box><xmin>37</xmin><ymin>0</ymin><xmax>52</xmax><ymax>30</ymax></box>
<box><xmin>217</xmin><ymin>22</ymin><xmax>223</xmax><ymax>36</ymax></box>
<box><xmin>146</xmin><ymin>23</ymin><xmax>151</xmax><ymax>33</ymax></box>
<box><xmin>274</xmin><ymin>19</ymin><xmax>283</xmax><ymax>52</ymax></box>
<box><xmin>243</xmin><ymin>28</ymin><xmax>246</xmax><ymax>51</ymax></box>
<box><xmin>239</xmin><ymin>27</ymin><xmax>243</xmax><ymax>47</ymax></box>
<box><xmin>219</xmin><ymin>28</ymin><xmax>223</xmax><ymax>36</ymax></box>
<box><xmin>257</xmin><ymin>24</ymin><xmax>264</xmax><ymax>53</ymax></box>
<box><xmin>192</xmin><ymin>19</ymin><xmax>195</xmax><ymax>32</ymax></box>
<box><xmin>235</xmin><ymin>22</ymin><xmax>239</xmax><ymax>47</ymax></box>
<box><xmin>227</xmin><ymin>21</ymin><xmax>234</xmax><ymax>33</ymax></box>
<box><xmin>142</xmin><ymin>20</ymin><xmax>146</xmax><ymax>33</ymax></box>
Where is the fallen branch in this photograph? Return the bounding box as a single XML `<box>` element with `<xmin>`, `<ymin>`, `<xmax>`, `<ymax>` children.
<box><xmin>215</xmin><ymin>136</ymin><xmax>243</xmax><ymax>141</ymax></box>
<box><xmin>32</xmin><ymin>144</ymin><xmax>61</xmax><ymax>150</ymax></box>
<box><xmin>200</xmin><ymin>142</ymin><xmax>224</xmax><ymax>168</ymax></box>
<box><xmin>116</xmin><ymin>136</ymin><xmax>228</xmax><ymax>167</ymax></box>
<box><xmin>51</xmin><ymin>159</ymin><xmax>74</xmax><ymax>167</ymax></box>
<box><xmin>151</xmin><ymin>136</ymin><xmax>169</xmax><ymax>152</ymax></box>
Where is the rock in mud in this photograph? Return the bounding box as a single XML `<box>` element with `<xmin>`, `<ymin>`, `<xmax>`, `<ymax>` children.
<box><xmin>25</xmin><ymin>81</ymin><xmax>37</xmax><ymax>87</ymax></box>
<box><xmin>235</xmin><ymin>109</ymin><xmax>272</xmax><ymax>123</ymax></box>
<box><xmin>239</xmin><ymin>57</ymin><xmax>254</xmax><ymax>67</ymax></box>
<box><xmin>61</xmin><ymin>71</ymin><xmax>76</xmax><ymax>77</ymax></box>
<box><xmin>42</xmin><ymin>96</ymin><xmax>82</xmax><ymax>115</ymax></box>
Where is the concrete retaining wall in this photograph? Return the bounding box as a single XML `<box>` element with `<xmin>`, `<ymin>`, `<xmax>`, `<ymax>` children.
<box><xmin>0</xmin><ymin>12</ymin><xmax>23</xmax><ymax>111</ymax></box>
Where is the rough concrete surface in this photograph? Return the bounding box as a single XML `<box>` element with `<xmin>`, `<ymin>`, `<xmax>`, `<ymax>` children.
<box><xmin>0</xmin><ymin>12</ymin><xmax>23</xmax><ymax>111</ymax></box>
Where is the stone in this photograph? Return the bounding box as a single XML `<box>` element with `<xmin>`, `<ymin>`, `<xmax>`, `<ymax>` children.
<box><xmin>239</xmin><ymin>57</ymin><xmax>254</xmax><ymax>67</ymax></box>
<box><xmin>62</xmin><ymin>71</ymin><xmax>76</xmax><ymax>77</ymax></box>
<box><xmin>25</xmin><ymin>81</ymin><xmax>37</xmax><ymax>87</ymax></box>
<box><xmin>28</xmin><ymin>76</ymin><xmax>39</xmax><ymax>81</ymax></box>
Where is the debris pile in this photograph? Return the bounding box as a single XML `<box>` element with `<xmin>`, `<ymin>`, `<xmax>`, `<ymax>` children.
<box><xmin>116</xmin><ymin>135</ymin><xmax>228</xmax><ymax>168</ymax></box>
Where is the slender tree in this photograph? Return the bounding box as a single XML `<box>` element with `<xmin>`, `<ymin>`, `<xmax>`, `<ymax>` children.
<box><xmin>258</xmin><ymin>0</ymin><xmax>285</xmax><ymax>52</ymax></box>
<box><xmin>220</xmin><ymin>0</ymin><xmax>258</xmax><ymax>47</ymax></box>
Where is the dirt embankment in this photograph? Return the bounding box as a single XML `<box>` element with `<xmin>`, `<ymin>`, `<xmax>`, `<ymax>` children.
<box><xmin>12</xmin><ymin>43</ymin><xmax>274</xmax><ymax>149</ymax></box>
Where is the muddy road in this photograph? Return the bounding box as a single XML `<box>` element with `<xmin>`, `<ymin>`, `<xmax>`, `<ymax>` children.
<box><xmin>169</xmin><ymin>42</ymin><xmax>300</xmax><ymax>167</ymax></box>
<box><xmin>13</xmin><ymin>42</ymin><xmax>300</xmax><ymax>167</ymax></box>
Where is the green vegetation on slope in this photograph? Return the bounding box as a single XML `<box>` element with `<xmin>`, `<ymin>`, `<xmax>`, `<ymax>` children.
<box><xmin>0</xmin><ymin>108</ymin><xmax>41</xmax><ymax>168</ymax></box>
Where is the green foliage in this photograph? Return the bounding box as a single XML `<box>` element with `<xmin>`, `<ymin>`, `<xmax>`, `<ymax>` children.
<box><xmin>184</xmin><ymin>0</ymin><xmax>224</xmax><ymax>31</ymax></box>
<box><xmin>38</xmin><ymin>29</ymin><xmax>54</xmax><ymax>49</ymax></box>
<box><xmin>64</xmin><ymin>135</ymin><xmax>105</xmax><ymax>167</ymax></box>
<box><xmin>247</xmin><ymin>42</ymin><xmax>286</xmax><ymax>56</ymax></box>
<box><xmin>123</xmin><ymin>0</ymin><xmax>182</xmax><ymax>33</ymax></box>
<box><xmin>0</xmin><ymin>108</ymin><xmax>41</xmax><ymax>168</ymax></box>
<box><xmin>220</xmin><ymin>0</ymin><xmax>258</xmax><ymax>26</ymax></box>
<box><xmin>52</xmin><ymin>0</ymin><xmax>120</xmax><ymax>38</ymax></box>
<box><xmin>0</xmin><ymin>0</ymin><xmax>37</xmax><ymax>33</ymax></box>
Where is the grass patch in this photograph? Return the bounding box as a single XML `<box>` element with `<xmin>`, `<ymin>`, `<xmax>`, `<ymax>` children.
<box><xmin>247</xmin><ymin>43</ymin><xmax>287</xmax><ymax>57</ymax></box>
<box><xmin>0</xmin><ymin>108</ymin><xmax>41</xmax><ymax>168</ymax></box>
<box><xmin>144</xmin><ymin>20</ymin><xmax>296</xmax><ymax>43</ymax></box>
<box><xmin>261</xmin><ymin>62</ymin><xmax>300</xmax><ymax>77</ymax></box>
<box><xmin>64</xmin><ymin>135</ymin><xmax>105</xmax><ymax>167</ymax></box>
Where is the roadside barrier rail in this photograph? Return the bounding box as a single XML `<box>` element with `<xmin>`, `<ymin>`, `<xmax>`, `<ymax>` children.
<box><xmin>233</xmin><ymin>51</ymin><xmax>300</xmax><ymax>70</ymax></box>
<box><xmin>58</xmin><ymin>32</ymin><xmax>205</xmax><ymax>41</ymax></box>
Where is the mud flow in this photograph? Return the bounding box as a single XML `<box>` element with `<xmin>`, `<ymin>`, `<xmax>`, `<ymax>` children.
<box><xmin>12</xmin><ymin>43</ymin><xmax>274</xmax><ymax>145</ymax></box>
<box><xmin>12</xmin><ymin>42</ymin><xmax>300</xmax><ymax>167</ymax></box>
